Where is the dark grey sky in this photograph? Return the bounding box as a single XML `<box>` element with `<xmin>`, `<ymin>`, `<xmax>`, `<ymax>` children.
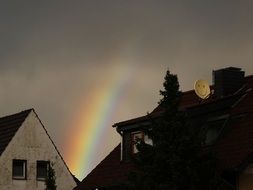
<box><xmin>1</xmin><ymin>1</ymin><xmax>253</xmax><ymax>179</ymax></box>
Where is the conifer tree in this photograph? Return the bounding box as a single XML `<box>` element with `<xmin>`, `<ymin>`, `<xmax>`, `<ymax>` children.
<box><xmin>128</xmin><ymin>70</ymin><xmax>231</xmax><ymax>190</ymax></box>
<box><xmin>45</xmin><ymin>162</ymin><xmax>57</xmax><ymax>190</ymax></box>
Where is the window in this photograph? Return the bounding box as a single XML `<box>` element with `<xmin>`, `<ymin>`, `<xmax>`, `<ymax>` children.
<box><xmin>144</xmin><ymin>133</ymin><xmax>153</xmax><ymax>146</ymax></box>
<box><xmin>37</xmin><ymin>161</ymin><xmax>49</xmax><ymax>180</ymax></box>
<box><xmin>205</xmin><ymin>119</ymin><xmax>226</xmax><ymax>145</ymax></box>
<box><xmin>12</xmin><ymin>159</ymin><xmax>27</xmax><ymax>179</ymax></box>
<box><xmin>131</xmin><ymin>131</ymin><xmax>144</xmax><ymax>154</ymax></box>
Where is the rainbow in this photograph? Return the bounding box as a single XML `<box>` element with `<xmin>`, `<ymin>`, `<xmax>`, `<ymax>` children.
<box><xmin>64</xmin><ymin>62</ymin><xmax>137</xmax><ymax>179</ymax></box>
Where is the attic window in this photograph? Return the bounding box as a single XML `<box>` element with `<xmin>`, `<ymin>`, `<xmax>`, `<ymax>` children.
<box><xmin>131</xmin><ymin>131</ymin><xmax>144</xmax><ymax>154</ymax></box>
<box><xmin>12</xmin><ymin>159</ymin><xmax>27</xmax><ymax>180</ymax></box>
<box><xmin>205</xmin><ymin>119</ymin><xmax>227</xmax><ymax>145</ymax></box>
<box><xmin>37</xmin><ymin>161</ymin><xmax>49</xmax><ymax>180</ymax></box>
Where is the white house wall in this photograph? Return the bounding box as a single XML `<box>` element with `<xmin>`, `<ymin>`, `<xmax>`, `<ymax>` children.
<box><xmin>0</xmin><ymin>111</ymin><xmax>76</xmax><ymax>190</ymax></box>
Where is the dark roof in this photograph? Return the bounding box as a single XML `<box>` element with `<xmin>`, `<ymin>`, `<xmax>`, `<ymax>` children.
<box><xmin>149</xmin><ymin>75</ymin><xmax>253</xmax><ymax>171</ymax></box>
<box><xmin>213</xmin><ymin>75</ymin><xmax>253</xmax><ymax>170</ymax></box>
<box><xmin>0</xmin><ymin>109</ymin><xmax>32</xmax><ymax>156</ymax></box>
<box><xmin>73</xmin><ymin>175</ymin><xmax>81</xmax><ymax>185</ymax></box>
<box><xmin>151</xmin><ymin>75</ymin><xmax>253</xmax><ymax>171</ymax></box>
<box><xmin>74</xmin><ymin>144</ymin><xmax>135</xmax><ymax>190</ymax></box>
<box><xmin>112</xmin><ymin>86</ymin><xmax>205</xmax><ymax>128</ymax></box>
<box><xmin>113</xmin><ymin>76</ymin><xmax>252</xmax><ymax>128</ymax></box>
<box><xmin>76</xmin><ymin>74</ymin><xmax>253</xmax><ymax>190</ymax></box>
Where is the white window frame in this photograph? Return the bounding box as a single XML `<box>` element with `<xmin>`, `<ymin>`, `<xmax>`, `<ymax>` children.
<box><xmin>12</xmin><ymin>159</ymin><xmax>27</xmax><ymax>180</ymax></box>
<box><xmin>131</xmin><ymin>131</ymin><xmax>144</xmax><ymax>154</ymax></box>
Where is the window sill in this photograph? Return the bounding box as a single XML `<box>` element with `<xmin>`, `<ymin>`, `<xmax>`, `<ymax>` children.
<box><xmin>12</xmin><ymin>177</ymin><xmax>26</xmax><ymax>180</ymax></box>
<box><xmin>36</xmin><ymin>178</ymin><xmax>46</xmax><ymax>181</ymax></box>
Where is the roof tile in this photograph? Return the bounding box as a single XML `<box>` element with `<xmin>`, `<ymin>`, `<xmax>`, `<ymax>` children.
<box><xmin>0</xmin><ymin>109</ymin><xmax>32</xmax><ymax>155</ymax></box>
<box><xmin>75</xmin><ymin>75</ymin><xmax>253</xmax><ymax>190</ymax></box>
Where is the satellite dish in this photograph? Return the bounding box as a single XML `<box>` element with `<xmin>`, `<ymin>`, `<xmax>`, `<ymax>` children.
<box><xmin>194</xmin><ymin>79</ymin><xmax>211</xmax><ymax>99</ymax></box>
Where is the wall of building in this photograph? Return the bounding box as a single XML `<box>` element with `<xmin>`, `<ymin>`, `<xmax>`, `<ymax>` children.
<box><xmin>122</xmin><ymin>131</ymin><xmax>132</xmax><ymax>161</ymax></box>
<box><xmin>0</xmin><ymin>111</ymin><xmax>76</xmax><ymax>190</ymax></box>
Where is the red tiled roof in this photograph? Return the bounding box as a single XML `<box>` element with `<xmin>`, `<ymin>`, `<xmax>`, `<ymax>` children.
<box><xmin>76</xmin><ymin>74</ymin><xmax>253</xmax><ymax>189</ymax></box>
<box><xmin>112</xmin><ymin>87</ymin><xmax>205</xmax><ymax>128</ymax></box>
<box><xmin>213</xmin><ymin>75</ymin><xmax>253</xmax><ymax>170</ymax></box>
<box><xmin>114</xmin><ymin>76</ymin><xmax>252</xmax><ymax>128</ymax></box>
<box><xmin>74</xmin><ymin>144</ymin><xmax>135</xmax><ymax>190</ymax></box>
<box><xmin>0</xmin><ymin>109</ymin><xmax>32</xmax><ymax>156</ymax></box>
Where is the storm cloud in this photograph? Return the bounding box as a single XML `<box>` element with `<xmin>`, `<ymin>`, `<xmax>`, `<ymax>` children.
<box><xmin>0</xmin><ymin>0</ymin><xmax>253</xmax><ymax>178</ymax></box>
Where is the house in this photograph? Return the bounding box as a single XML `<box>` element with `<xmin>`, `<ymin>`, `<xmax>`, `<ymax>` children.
<box><xmin>74</xmin><ymin>67</ymin><xmax>253</xmax><ymax>190</ymax></box>
<box><xmin>0</xmin><ymin>108</ymin><xmax>78</xmax><ymax>190</ymax></box>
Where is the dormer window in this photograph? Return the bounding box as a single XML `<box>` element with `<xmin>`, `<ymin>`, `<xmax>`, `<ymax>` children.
<box><xmin>131</xmin><ymin>130</ymin><xmax>154</xmax><ymax>154</ymax></box>
<box><xmin>131</xmin><ymin>131</ymin><xmax>144</xmax><ymax>154</ymax></box>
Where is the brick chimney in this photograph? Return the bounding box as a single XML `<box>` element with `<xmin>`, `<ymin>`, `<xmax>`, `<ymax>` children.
<box><xmin>213</xmin><ymin>67</ymin><xmax>245</xmax><ymax>97</ymax></box>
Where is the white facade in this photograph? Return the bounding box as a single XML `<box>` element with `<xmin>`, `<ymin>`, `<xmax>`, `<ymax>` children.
<box><xmin>0</xmin><ymin>110</ymin><xmax>76</xmax><ymax>190</ymax></box>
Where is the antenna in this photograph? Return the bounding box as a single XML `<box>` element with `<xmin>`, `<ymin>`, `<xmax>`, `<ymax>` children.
<box><xmin>194</xmin><ymin>79</ymin><xmax>211</xmax><ymax>99</ymax></box>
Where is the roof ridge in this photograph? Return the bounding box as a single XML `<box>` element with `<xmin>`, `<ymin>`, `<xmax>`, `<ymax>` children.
<box><xmin>0</xmin><ymin>108</ymin><xmax>33</xmax><ymax>120</ymax></box>
<box><xmin>32</xmin><ymin>110</ymin><xmax>79</xmax><ymax>185</ymax></box>
<box><xmin>245</xmin><ymin>74</ymin><xmax>253</xmax><ymax>78</ymax></box>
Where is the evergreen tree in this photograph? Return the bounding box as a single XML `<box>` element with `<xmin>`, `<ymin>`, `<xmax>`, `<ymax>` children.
<box><xmin>128</xmin><ymin>70</ymin><xmax>231</xmax><ymax>190</ymax></box>
<box><xmin>45</xmin><ymin>162</ymin><xmax>57</xmax><ymax>190</ymax></box>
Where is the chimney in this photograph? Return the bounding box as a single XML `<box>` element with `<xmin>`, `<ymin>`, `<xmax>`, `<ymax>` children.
<box><xmin>213</xmin><ymin>67</ymin><xmax>245</xmax><ymax>97</ymax></box>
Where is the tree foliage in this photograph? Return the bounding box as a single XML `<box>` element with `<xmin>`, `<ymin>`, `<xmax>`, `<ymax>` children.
<box><xmin>126</xmin><ymin>70</ymin><xmax>232</xmax><ymax>190</ymax></box>
<box><xmin>45</xmin><ymin>162</ymin><xmax>57</xmax><ymax>190</ymax></box>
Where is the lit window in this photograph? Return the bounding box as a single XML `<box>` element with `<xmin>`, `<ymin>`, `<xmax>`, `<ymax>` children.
<box><xmin>144</xmin><ymin>133</ymin><xmax>153</xmax><ymax>146</ymax></box>
<box><xmin>37</xmin><ymin>161</ymin><xmax>49</xmax><ymax>180</ymax></box>
<box><xmin>13</xmin><ymin>159</ymin><xmax>26</xmax><ymax>179</ymax></box>
<box><xmin>131</xmin><ymin>131</ymin><xmax>144</xmax><ymax>154</ymax></box>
